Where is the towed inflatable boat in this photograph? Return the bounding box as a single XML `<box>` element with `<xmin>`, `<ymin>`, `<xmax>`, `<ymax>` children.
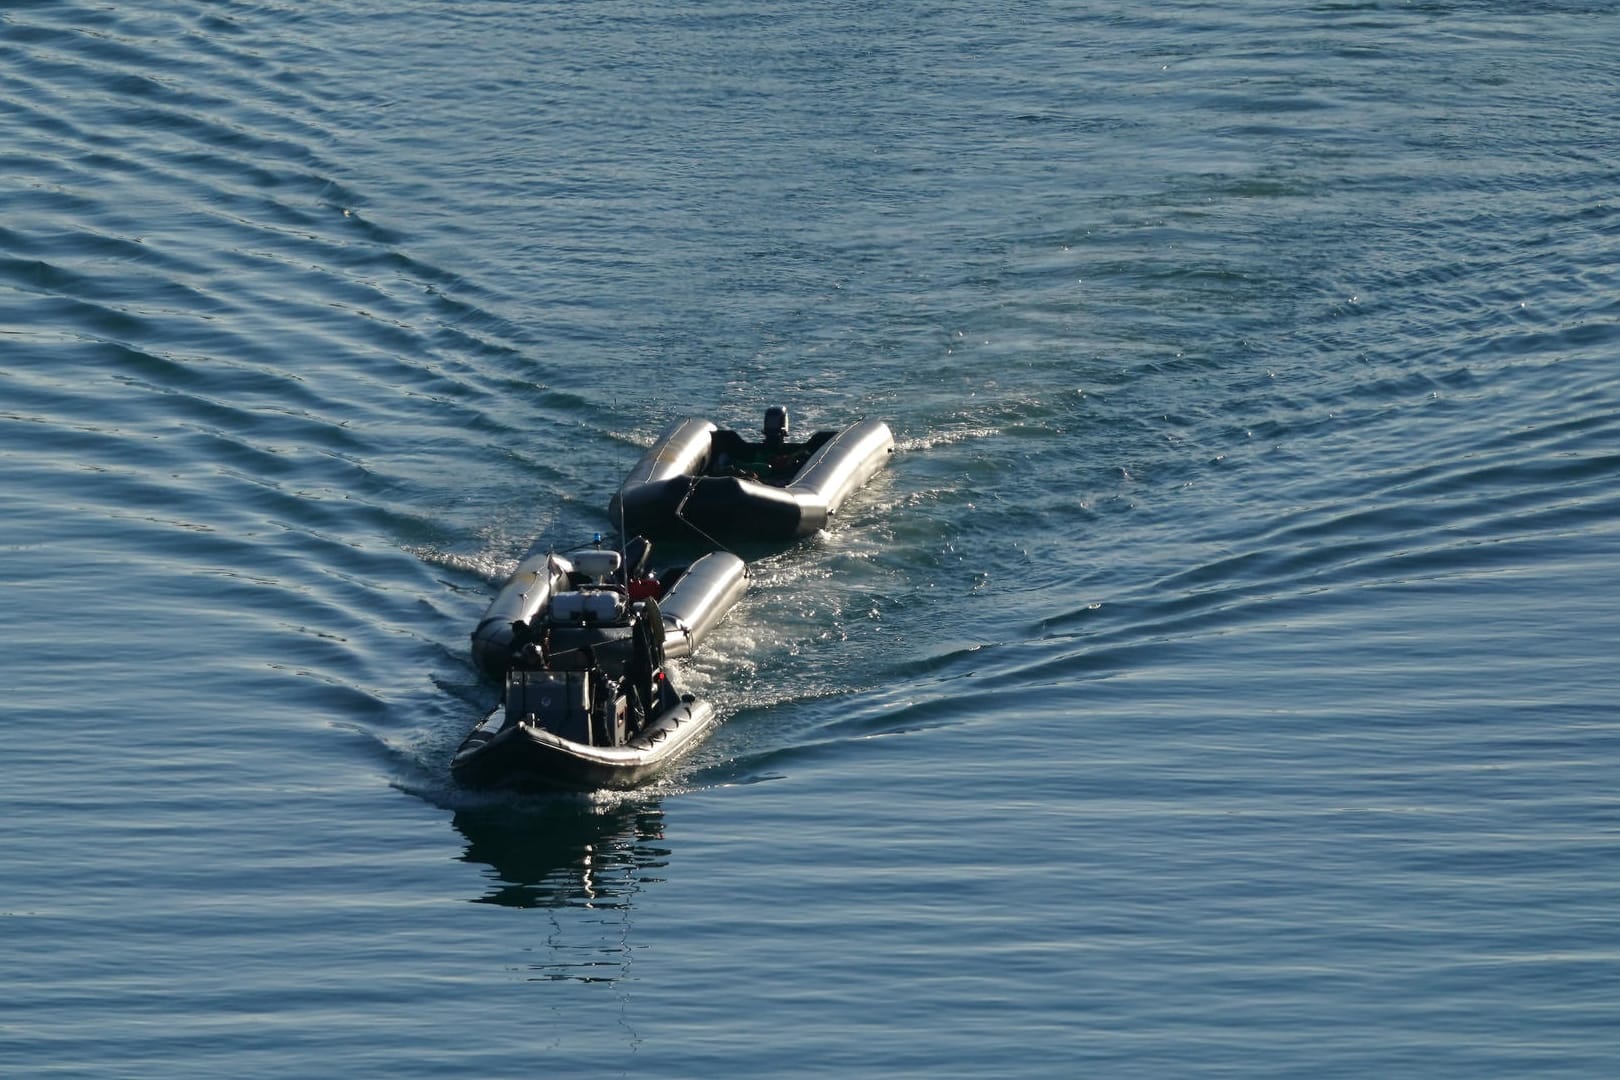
<box><xmin>455</xmin><ymin>538</ymin><xmax>747</xmax><ymax>791</ymax></box>
<box><xmin>609</xmin><ymin>408</ymin><xmax>893</xmax><ymax>542</ymax></box>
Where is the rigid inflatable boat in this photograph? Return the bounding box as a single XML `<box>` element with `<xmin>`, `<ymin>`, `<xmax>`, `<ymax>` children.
<box><xmin>455</xmin><ymin>537</ymin><xmax>747</xmax><ymax>791</ymax></box>
<box><xmin>609</xmin><ymin>408</ymin><xmax>893</xmax><ymax>542</ymax></box>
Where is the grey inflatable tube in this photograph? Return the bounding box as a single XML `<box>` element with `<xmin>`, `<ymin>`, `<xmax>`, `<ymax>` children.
<box><xmin>783</xmin><ymin>418</ymin><xmax>895</xmax><ymax>527</ymax></box>
<box><xmin>657</xmin><ymin>551</ymin><xmax>748</xmax><ymax>658</ymax></box>
<box><xmin>470</xmin><ymin>551</ymin><xmax>571</xmax><ymax>677</ymax></box>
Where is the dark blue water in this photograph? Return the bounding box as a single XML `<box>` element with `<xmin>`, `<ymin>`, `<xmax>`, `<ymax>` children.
<box><xmin>5</xmin><ymin>2</ymin><xmax>1619</xmax><ymax>1076</ymax></box>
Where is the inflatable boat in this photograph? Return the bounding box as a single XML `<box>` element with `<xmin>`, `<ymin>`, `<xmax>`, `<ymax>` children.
<box><xmin>609</xmin><ymin>408</ymin><xmax>894</xmax><ymax>542</ymax></box>
<box><xmin>455</xmin><ymin>537</ymin><xmax>747</xmax><ymax>791</ymax></box>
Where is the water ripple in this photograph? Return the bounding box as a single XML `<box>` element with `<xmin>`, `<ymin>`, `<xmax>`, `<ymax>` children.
<box><xmin>6</xmin><ymin>4</ymin><xmax>1620</xmax><ymax>1073</ymax></box>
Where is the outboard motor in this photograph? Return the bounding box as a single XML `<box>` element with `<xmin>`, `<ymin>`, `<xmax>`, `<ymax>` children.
<box><xmin>763</xmin><ymin>406</ymin><xmax>789</xmax><ymax>450</ymax></box>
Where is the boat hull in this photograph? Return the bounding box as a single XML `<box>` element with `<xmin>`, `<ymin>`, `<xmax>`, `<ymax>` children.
<box><xmin>451</xmin><ymin>691</ymin><xmax>719</xmax><ymax>791</ymax></box>
<box><xmin>610</xmin><ymin>417</ymin><xmax>893</xmax><ymax>541</ymax></box>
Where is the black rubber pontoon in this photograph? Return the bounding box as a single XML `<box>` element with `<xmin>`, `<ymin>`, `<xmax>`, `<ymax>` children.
<box><xmin>609</xmin><ymin>408</ymin><xmax>894</xmax><ymax>542</ymax></box>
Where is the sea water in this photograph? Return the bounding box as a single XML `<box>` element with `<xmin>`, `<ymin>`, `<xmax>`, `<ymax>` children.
<box><xmin>4</xmin><ymin>2</ymin><xmax>1619</xmax><ymax>1076</ymax></box>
